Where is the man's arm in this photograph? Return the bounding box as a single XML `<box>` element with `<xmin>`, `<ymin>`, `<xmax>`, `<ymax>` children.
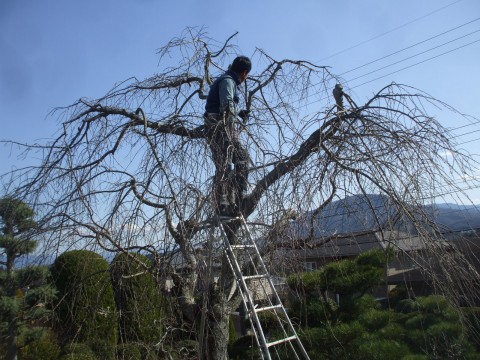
<box><xmin>218</xmin><ymin>77</ymin><xmax>237</xmax><ymax>117</ymax></box>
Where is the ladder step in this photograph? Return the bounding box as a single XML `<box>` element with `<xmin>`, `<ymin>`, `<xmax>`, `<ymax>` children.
<box><xmin>243</xmin><ymin>274</ymin><xmax>268</xmax><ymax>280</ymax></box>
<box><xmin>267</xmin><ymin>335</ymin><xmax>298</xmax><ymax>348</ymax></box>
<box><xmin>255</xmin><ymin>304</ymin><xmax>283</xmax><ymax>313</ymax></box>
<box><xmin>231</xmin><ymin>244</ymin><xmax>256</xmax><ymax>250</ymax></box>
<box><xmin>217</xmin><ymin>216</ymin><xmax>241</xmax><ymax>223</ymax></box>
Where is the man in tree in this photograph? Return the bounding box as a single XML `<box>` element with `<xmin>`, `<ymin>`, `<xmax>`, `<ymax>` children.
<box><xmin>204</xmin><ymin>55</ymin><xmax>251</xmax><ymax>216</ymax></box>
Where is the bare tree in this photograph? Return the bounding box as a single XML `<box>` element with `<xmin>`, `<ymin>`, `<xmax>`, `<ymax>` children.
<box><xmin>3</xmin><ymin>29</ymin><xmax>480</xmax><ymax>358</ymax></box>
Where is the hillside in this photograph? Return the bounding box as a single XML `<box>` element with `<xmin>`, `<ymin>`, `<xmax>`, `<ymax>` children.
<box><xmin>289</xmin><ymin>194</ymin><xmax>480</xmax><ymax>240</ymax></box>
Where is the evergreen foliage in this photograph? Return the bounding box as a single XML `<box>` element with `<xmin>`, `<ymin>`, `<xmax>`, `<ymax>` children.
<box><xmin>58</xmin><ymin>343</ymin><xmax>97</xmax><ymax>360</ymax></box>
<box><xmin>116</xmin><ymin>342</ymin><xmax>142</xmax><ymax>359</ymax></box>
<box><xmin>228</xmin><ymin>316</ymin><xmax>236</xmax><ymax>345</ymax></box>
<box><xmin>110</xmin><ymin>252</ymin><xmax>164</xmax><ymax>353</ymax></box>
<box><xmin>51</xmin><ymin>250</ymin><xmax>117</xmax><ymax>359</ymax></box>
<box><xmin>18</xmin><ymin>329</ymin><xmax>61</xmax><ymax>360</ymax></box>
<box><xmin>0</xmin><ymin>196</ymin><xmax>56</xmax><ymax>360</ymax></box>
<box><xmin>228</xmin><ymin>335</ymin><xmax>261</xmax><ymax>360</ymax></box>
<box><xmin>287</xmin><ymin>249</ymin><xmax>480</xmax><ymax>359</ymax></box>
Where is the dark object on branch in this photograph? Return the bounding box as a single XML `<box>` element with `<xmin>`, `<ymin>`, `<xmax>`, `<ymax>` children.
<box><xmin>332</xmin><ymin>83</ymin><xmax>344</xmax><ymax>112</ymax></box>
<box><xmin>238</xmin><ymin>109</ymin><xmax>250</xmax><ymax>123</ymax></box>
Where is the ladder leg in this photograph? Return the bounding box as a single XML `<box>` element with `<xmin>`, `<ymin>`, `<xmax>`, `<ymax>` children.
<box><xmin>216</xmin><ymin>215</ymin><xmax>310</xmax><ymax>360</ymax></box>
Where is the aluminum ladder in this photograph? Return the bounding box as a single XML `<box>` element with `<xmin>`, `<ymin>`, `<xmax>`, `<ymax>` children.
<box><xmin>217</xmin><ymin>215</ymin><xmax>310</xmax><ymax>360</ymax></box>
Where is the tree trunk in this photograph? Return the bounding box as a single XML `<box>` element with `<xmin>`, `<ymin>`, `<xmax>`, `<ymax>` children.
<box><xmin>6</xmin><ymin>252</ymin><xmax>18</xmax><ymax>360</ymax></box>
<box><xmin>206</xmin><ymin>306</ymin><xmax>230</xmax><ymax>360</ymax></box>
<box><xmin>198</xmin><ymin>258</ymin><xmax>239</xmax><ymax>360</ymax></box>
<box><xmin>6</xmin><ymin>321</ymin><xmax>18</xmax><ymax>360</ymax></box>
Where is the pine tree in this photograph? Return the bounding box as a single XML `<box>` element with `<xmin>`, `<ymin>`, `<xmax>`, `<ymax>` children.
<box><xmin>0</xmin><ymin>196</ymin><xmax>56</xmax><ymax>360</ymax></box>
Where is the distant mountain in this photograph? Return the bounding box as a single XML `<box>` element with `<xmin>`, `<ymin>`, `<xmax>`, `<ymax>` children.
<box><xmin>288</xmin><ymin>194</ymin><xmax>480</xmax><ymax>240</ymax></box>
<box><xmin>5</xmin><ymin>195</ymin><xmax>480</xmax><ymax>267</ymax></box>
<box><xmin>425</xmin><ymin>203</ymin><xmax>480</xmax><ymax>231</ymax></box>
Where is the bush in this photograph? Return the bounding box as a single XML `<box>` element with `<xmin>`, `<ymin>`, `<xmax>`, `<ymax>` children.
<box><xmin>359</xmin><ymin>308</ymin><xmax>392</xmax><ymax>331</ymax></box>
<box><xmin>396</xmin><ymin>299</ymin><xmax>419</xmax><ymax>314</ymax></box>
<box><xmin>19</xmin><ymin>329</ymin><xmax>61</xmax><ymax>360</ymax></box>
<box><xmin>59</xmin><ymin>343</ymin><xmax>97</xmax><ymax>360</ymax></box>
<box><xmin>51</xmin><ymin>250</ymin><xmax>117</xmax><ymax>359</ymax></box>
<box><xmin>287</xmin><ymin>270</ymin><xmax>322</xmax><ymax>295</ymax></box>
<box><xmin>110</xmin><ymin>252</ymin><xmax>164</xmax><ymax>348</ymax></box>
<box><xmin>58</xmin><ymin>354</ymin><xmax>97</xmax><ymax>360</ymax></box>
<box><xmin>116</xmin><ymin>343</ymin><xmax>142</xmax><ymax>360</ymax></box>
<box><xmin>379</xmin><ymin>322</ymin><xmax>407</xmax><ymax>341</ymax></box>
<box><xmin>229</xmin><ymin>315</ymin><xmax>236</xmax><ymax>345</ymax></box>
<box><xmin>228</xmin><ymin>335</ymin><xmax>261</xmax><ymax>360</ymax></box>
<box><xmin>355</xmin><ymin>338</ymin><xmax>410</xmax><ymax>360</ymax></box>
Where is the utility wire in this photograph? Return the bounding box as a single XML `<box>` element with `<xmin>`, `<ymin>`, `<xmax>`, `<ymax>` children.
<box><xmin>348</xmin><ymin>29</ymin><xmax>480</xmax><ymax>83</ymax></box>
<box><xmin>340</xmin><ymin>17</ymin><xmax>480</xmax><ymax>77</ymax></box>
<box><xmin>285</xmin><ymin>35</ymin><xmax>480</xmax><ymax>119</ymax></box>
<box><xmin>351</xmin><ymin>38</ymin><xmax>480</xmax><ymax>88</ymax></box>
<box><xmin>319</xmin><ymin>0</ymin><xmax>464</xmax><ymax>62</ymax></box>
<box><xmin>278</xmin><ymin>17</ymin><xmax>480</xmax><ymax>112</ymax></box>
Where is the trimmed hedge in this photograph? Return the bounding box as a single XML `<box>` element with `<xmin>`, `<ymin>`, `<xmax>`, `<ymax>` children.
<box><xmin>58</xmin><ymin>343</ymin><xmax>97</xmax><ymax>360</ymax></box>
<box><xmin>51</xmin><ymin>250</ymin><xmax>117</xmax><ymax>359</ymax></box>
<box><xmin>18</xmin><ymin>329</ymin><xmax>61</xmax><ymax>360</ymax></box>
<box><xmin>110</xmin><ymin>252</ymin><xmax>164</xmax><ymax>350</ymax></box>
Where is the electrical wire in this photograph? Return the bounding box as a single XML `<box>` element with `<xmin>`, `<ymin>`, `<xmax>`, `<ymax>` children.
<box><xmin>339</xmin><ymin>17</ymin><xmax>480</xmax><ymax>77</ymax></box>
<box><xmin>272</xmin><ymin>16</ymin><xmax>480</xmax><ymax>117</ymax></box>
<box><xmin>318</xmin><ymin>0</ymin><xmax>465</xmax><ymax>62</ymax></box>
<box><xmin>350</xmin><ymin>38</ymin><xmax>480</xmax><ymax>88</ymax></box>
<box><xmin>348</xmin><ymin>30</ymin><xmax>480</xmax><ymax>84</ymax></box>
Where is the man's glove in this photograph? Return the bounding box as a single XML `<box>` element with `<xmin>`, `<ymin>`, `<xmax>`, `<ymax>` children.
<box><xmin>238</xmin><ymin>109</ymin><xmax>250</xmax><ymax>123</ymax></box>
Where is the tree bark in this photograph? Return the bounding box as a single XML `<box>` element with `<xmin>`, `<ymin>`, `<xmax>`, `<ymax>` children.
<box><xmin>6</xmin><ymin>321</ymin><xmax>18</xmax><ymax>360</ymax></box>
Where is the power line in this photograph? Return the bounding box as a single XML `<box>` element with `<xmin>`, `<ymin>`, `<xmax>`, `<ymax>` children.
<box><xmin>319</xmin><ymin>0</ymin><xmax>464</xmax><ymax>62</ymax></box>
<box><xmin>289</xmin><ymin>35</ymin><xmax>479</xmax><ymax>121</ymax></box>
<box><xmin>290</xmin><ymin>34</ymin><xmax>479</xmax><ymax>112</ymax></box>
<box><xmin>459</xmin><ymin>136</ymin><xmax>480</xmax><ymax>146</ymax></box>
<box><xmin>350</xmin><ymin>38</ymin><xmax>480</xmax><ymax>88</ymax></box>
<box><xmin>279</xmin><ymin>18</ymin><xmax>480</xmax><ymax>113</ymax></box>
<box><xmin>340</xmin><ymin>17</ymin><xmax>480</xmax><ymax>77</ymax></box>
<box><xmin>347</xmin><ymin>29</ymin><xmax>480</xmax><ymax>83</ymax></box>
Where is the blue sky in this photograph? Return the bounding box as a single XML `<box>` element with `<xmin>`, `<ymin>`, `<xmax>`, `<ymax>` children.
<box><xmin>1</xmin><ymin>0</ymin><xmax>480</xmax><ymax>201</ymax></box>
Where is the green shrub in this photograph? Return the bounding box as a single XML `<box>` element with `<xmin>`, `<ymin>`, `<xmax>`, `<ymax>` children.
<box><xmin>401</xmin><ymin>355</ymin><xmax>427</xmax><ymax>360</ymax></box>
<box><xmin>58</xmin><ymin>354</ymin><xmax>97</xmax><ymax>360</ymax></box>
<box><xmin>116</xmin><ymin>343</ymin><xmax>142</xmax><ymax>360</ymax></box>
<box><xmin>287</xmin><ymin>270</ymin><xmax>322</xmax><ymax>295</ymax></box>
<box><xmin>51</xmin><ymin>250</ymin><xmax>117</xmax><ymax>359</ymax></box>
<box><xmin>300</xmin><ymin>326</ymin><xmax>329</xmax><ymax>354</ymax></box>
<box><xmin>229</xmin><ymin>315</ymin><xmax>236</xmax><ymax>345</ymax></box>
<box><xmin>416</xmin><ymin>295</ymin><xmax>448</xmax><ymax>314</ymax></box>
<box><xmin>59</xmin><ymin>343</ymin><xmax>97</xmax><ymax>360</ymax></box>
<box><xmin>110</xmin><ymin>252</ymin><xmax>164</xmax><ymax>347</ymax></box>
<box><xmin>228</xmin><ymin>335</ymin><xmax>261</xmax><ymax>360</ymax></box>
<box><xmin>19</xmin><ymin>329</ymin><xmax>61</xmax><ymax>360</ymax></box>
<box><xmin>396</xmin><ymin>299</ymin><xmax>419</xmax><ymax>314</ymax></box>
<box><xmin>355</xmin><ymin>338</ymin><xmax>410</xmax><ymax>360</ymax></box>
<box><xmin>359</xmin><ymin>308</ymin><xmax>392</xmax><ymax>331</ymax></box>
<box><xmin>379</xmin><ymin>322</ymin><xmax>407</xmax><ymax>341</ymax></box>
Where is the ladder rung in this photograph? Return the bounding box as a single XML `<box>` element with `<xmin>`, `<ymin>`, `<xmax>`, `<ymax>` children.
<box><xmin>217</xmin><ymin>216</ymin><xmax>241</xmax><ymax>223</ymax></box>
<box><xmin>255</xmin><ymin>304</ymin><xmax>282</xmax><ymax>313</ymax></box>
<box><xmin>267</xmin><ymin>335</ymin><xmax>298</xmax><ymax>348</ymax></box>
<box><xmin>243</xmin><ymin>274</ymin><xmax>268</xmax><ymax>280</ymax></box>
<box><xmin>231</xmin><ymin>244</ymin><xmax>256</xmax><ymax>250</ymax></box>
